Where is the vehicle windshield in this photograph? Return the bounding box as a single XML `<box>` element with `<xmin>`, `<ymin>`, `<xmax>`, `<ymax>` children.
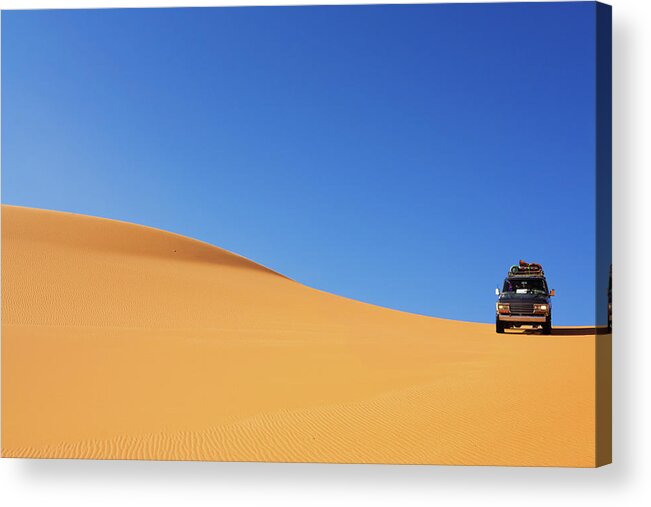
<box><xmin>502</xmin><ymin>278</ymin><xmax>547</xmax><ymax>295</ymax></box>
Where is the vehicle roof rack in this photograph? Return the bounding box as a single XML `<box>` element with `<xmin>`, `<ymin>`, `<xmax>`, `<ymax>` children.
<box><xmin>507</xmin><ymin>261</ymin><xmax>545</xmax><ymax>277</ymax></box>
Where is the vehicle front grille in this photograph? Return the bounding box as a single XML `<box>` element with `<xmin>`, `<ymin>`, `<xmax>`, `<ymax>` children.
<box><xmin>509</xmin><ymin>302</ymin><xmax>534</xmax><ymax>315</ymax></box>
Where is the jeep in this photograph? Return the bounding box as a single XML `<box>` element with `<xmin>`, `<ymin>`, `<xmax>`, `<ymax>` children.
<box><xmin>495</xmin><ymin>260</ymin><xmax>555</xmax><ymax>334</ymax></box>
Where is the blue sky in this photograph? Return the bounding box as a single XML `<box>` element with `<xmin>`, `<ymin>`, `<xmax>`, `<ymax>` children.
<box><xmin>1</xmin><ymin>3</ymin><xmax>608</xmax><ymax>325</ymax></box>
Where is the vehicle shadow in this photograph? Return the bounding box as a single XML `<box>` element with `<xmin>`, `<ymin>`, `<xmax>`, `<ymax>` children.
<box><xmin>552</xmin><ymin>327</ymin><xmax>610</xmax><ymax>336</ymax></box>
<box><xmin>505</xmin><ymin>327</ymin><xmax>610</xmax><ymax>336</ymax></box>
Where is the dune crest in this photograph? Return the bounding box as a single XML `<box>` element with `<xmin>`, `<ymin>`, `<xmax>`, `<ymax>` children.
<box><xmin>2</xmin><ymin>204</ymin><xmax>280</xmax><ymax>274</ymax></box>
<box><xmin>2</xmin><ymin>205</ymin><xmax>601</xmax><ymax>466</ymax></box>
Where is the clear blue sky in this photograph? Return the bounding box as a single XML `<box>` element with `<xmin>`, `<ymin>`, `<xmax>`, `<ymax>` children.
<box><xmin>2</xmin><ymin>3</ymin><xmax>608</xmax><ymax>325</ymax></box>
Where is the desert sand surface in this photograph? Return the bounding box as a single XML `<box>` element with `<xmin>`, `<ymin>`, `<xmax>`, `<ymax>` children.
<box><xmin>1</xmin><ymin>205</ymin><xmax>608</xmax><ymax>466</ymax></box>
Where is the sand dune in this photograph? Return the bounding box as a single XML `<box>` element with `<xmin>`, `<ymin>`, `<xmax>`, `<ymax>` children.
<box><xmin>1</xmin><ymin>205</ymin><xmax>609</xmax><ymax>466</ymax></box>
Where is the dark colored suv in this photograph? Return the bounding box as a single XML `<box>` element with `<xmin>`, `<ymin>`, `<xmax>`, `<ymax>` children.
<box><xmin>495</xmin><ymin>261</ymin><xmax>554</xmax><ymax>334</ymax></box>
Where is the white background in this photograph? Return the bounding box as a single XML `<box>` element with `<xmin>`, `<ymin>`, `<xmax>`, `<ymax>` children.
<box><xmin>0</xmin><ymin>0</ymin><xmax>649</xmax><ymax>505</ymax></box>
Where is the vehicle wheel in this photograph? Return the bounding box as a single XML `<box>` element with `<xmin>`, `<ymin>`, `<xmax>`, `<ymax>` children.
<box><xmin>496</xmin><ymin>318</ymin><xmax>505</xmax><ymax>334</ymax></box>
<box><xmin>542</xmin><ymin>316</ymin><xmax>552</xmax><ymax>335</ymax></box>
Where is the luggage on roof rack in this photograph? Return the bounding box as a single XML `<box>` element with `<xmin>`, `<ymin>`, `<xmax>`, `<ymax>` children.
<box><xmin>508</xmin><ymin>260</ymin><xmax>544</xmax><ymax>277</ymax></box>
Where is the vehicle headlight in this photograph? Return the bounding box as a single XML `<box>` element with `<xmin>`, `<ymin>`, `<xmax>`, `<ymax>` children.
<box><xmin>497</xmin><ymin>303</ymin><xmax>510</xmax><ymax>314</ymax></box>
<box><xmin>533</xmin><ymin>304</ymin><xmax>548</xmax><ymax>313</ymax></box>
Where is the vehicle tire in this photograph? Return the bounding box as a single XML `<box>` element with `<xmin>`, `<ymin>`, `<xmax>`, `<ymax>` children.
<box><xmin>496</xmin><ymin>318</ymin><xmax>505</xmax><ymax>334</ymax></box>
<box><xmin>542</xmin><ymin>316</ymin><xmax>552</xmax><ymax>335</ymax></box>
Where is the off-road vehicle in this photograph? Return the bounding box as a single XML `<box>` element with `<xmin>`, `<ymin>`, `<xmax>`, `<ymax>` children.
<box><xmin>495</xmin><ymin>260</ymin><xmax>555</xmax><ymax>334</ymax></box>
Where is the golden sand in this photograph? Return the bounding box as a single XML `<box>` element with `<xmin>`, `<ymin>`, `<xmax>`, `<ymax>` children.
<box><xmin>1</xmin><ymin>205</ymin><xmax>609</xmax><ymax>466</ymax></box>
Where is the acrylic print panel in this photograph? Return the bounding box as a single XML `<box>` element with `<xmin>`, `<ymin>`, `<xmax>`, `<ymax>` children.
<box><xmin>1</xmin><ymin>2</ymin><xmax>611</xmax><ymax>467</ymax></box>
